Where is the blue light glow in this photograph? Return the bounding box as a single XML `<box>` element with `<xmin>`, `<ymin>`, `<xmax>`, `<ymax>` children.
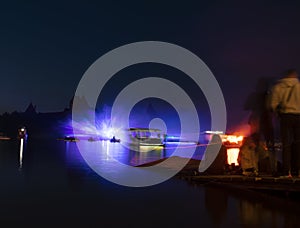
<box><xmin>62</xmin><ymin>109</ymin><xmax>125</xmax><ymax>141</ymax></box>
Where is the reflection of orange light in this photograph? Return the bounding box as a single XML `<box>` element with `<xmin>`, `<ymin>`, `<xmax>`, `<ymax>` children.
<box><xmin>222</xmin><ymin>135</ymin><xmax>244</xmax><ymax>144</ymax></box>
<box><xmin>227</xmin><ymin>148</ymin><xmax>240</xmax><ymax>165</ymax></box>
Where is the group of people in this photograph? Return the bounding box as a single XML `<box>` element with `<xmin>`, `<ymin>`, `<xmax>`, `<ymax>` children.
<box><xmin>245</xmin><ymin>69</ymin><xmax>300</xmax><ymax>177</ymax></box>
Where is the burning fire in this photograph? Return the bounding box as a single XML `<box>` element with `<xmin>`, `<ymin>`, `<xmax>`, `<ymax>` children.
<box><xmin>227</xmin><ymin>148</ymin><xmax>240</xmax><ymax>165</ymax></box>
<box><xmin>221</xmin><ymin>134</ymin><xmax>244</xmax><ymax>166</ymax></box>
<box><xmin>222</xmin><ymin>134</ymin><xmax>244</xmax><ymax>145</ymax></box>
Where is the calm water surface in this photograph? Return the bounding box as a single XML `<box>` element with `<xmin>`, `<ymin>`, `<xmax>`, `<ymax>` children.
<box><xmin>0</xmin><ymin>139</ymin><xmax>299</xmax><ymax>227</ymax></box>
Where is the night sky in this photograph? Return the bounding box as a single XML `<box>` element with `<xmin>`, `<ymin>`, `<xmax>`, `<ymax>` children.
<box><xmin>1</xmin><ymin>0</ymin><xmax>300</xmax><ymax>130</ymax></box>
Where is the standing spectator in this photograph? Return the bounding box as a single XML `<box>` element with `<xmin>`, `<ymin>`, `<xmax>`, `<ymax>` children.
<box><xmin>245</xmin><ymin>77</ymin><xmax>274</xmax><ymax>146</ymax></box>
<box><xmin>269</xmin><ymin>69</ymin><xmax>300</xmax><ymax>177</ymax></box>
<box><xmin>244</xmin><ymin>77</ymin><xmax>275</xmax><ymax>174</ymax></box>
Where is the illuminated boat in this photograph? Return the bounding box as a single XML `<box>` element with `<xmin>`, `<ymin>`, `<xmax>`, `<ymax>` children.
<box><xmin>64</xmin><ymin>136</ymin><xmax>79</xmax><ymax>142</ymax></box>
<box><xmin>127</xmin><ymin>128</ymin><xmax>164</xmax><ymax>147</ymax></box>
<box><xmin>18</xmin><ymin>127</ymin><xmax>27</xmax><ymax>139</ymax></box>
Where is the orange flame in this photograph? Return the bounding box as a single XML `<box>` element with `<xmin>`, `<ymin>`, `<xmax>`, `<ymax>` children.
<box><xmin>222</xmin><ymin>135</ymin><xmax>244</xmax><ymax>145</ymax></box>
<box><xmin>222</xmin><ymin>134</ymin><xmax>244</xmax><ymax>166</ymax></box>
<box><xmin>227</xmin><ymin>148</ymin><xmax>240</xmax><ymax>165</ymax></box>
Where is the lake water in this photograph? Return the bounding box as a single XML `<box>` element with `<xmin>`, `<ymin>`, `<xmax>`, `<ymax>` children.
<box><xmin>0</xmin><ymin>139</ymin><xmax>299</xmax><ymax>227</ymax></box>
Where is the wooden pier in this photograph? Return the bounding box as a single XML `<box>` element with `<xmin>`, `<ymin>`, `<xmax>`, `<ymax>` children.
<box><xmin>179</xmin><ymin>174</ymin><xmax>300</xmax><ymax>192</ymax></box>
<box><xmin>139</xmin><ymin>157</ymin><xmax>300</xmax><ymax>198</ymax></box>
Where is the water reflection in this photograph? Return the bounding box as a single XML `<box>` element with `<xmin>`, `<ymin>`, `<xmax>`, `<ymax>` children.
<box><xmin>238</xmin><ymin>198</ymin><xmax>285</xmax><ymax>227</ymax></box>
<box><xmin>205</xmin><ymin>187</ymin><xmax>228</xmax><ymax>227</ymax></box>
<box><xmin>66</xmin><ymin>141</ymin><xmax>171</xmax><ymax>167</ymax></box>
<box><xmin>204</xmin><ymin>186</ymin><xmax>300</xmax><ymax>227</ymax></box>
<box><xmin>0</xmin><ymin>140</ymin><xmax>300</xmax><ymax>226</ymax></box>
<box><xmin>66</xmin><ymin>141</ymin><xmax>204</xmax><ymax>167</ymax></box>
<box><xmin>18</xmin><ymin>139</ymin><xmax>24</xmax><ymax>171</ymax></box>
<box><xmin>63</xmin><ymin>141</ymin><xmax>298</xmax><ymax>226</ymax></box>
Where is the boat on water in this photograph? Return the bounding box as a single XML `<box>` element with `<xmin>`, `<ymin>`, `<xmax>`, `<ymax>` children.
<box><xmin>63</xmin><ymin>136</ymin><xmax>79</xmax><ymax>142</ymax></box>
<box><xmin>88</xmin><ymin>137</ymin><xmax>97</xmax><ymax>142</ymax></box>
<box><xmin>127</xmin><ymin>128</ymin><xmax>164</xmax><ymax>148</ymax></box>
<box><xmin>110</xmin><ymin>136</ymin><xmax>121</xmax><ymax>143</ymax></box>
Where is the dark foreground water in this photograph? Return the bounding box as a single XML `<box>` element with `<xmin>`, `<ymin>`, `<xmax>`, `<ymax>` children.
<box><xmin>0</xmin><ymin>139</ymin><xmax>299</xmax><ymax>227</ymax></box>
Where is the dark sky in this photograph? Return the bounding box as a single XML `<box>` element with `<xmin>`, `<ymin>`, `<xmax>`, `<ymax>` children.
<box><xmin>1</xmin><ymin>0</ymin><xmax>300</xmax><ymax>129</ymax></box>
